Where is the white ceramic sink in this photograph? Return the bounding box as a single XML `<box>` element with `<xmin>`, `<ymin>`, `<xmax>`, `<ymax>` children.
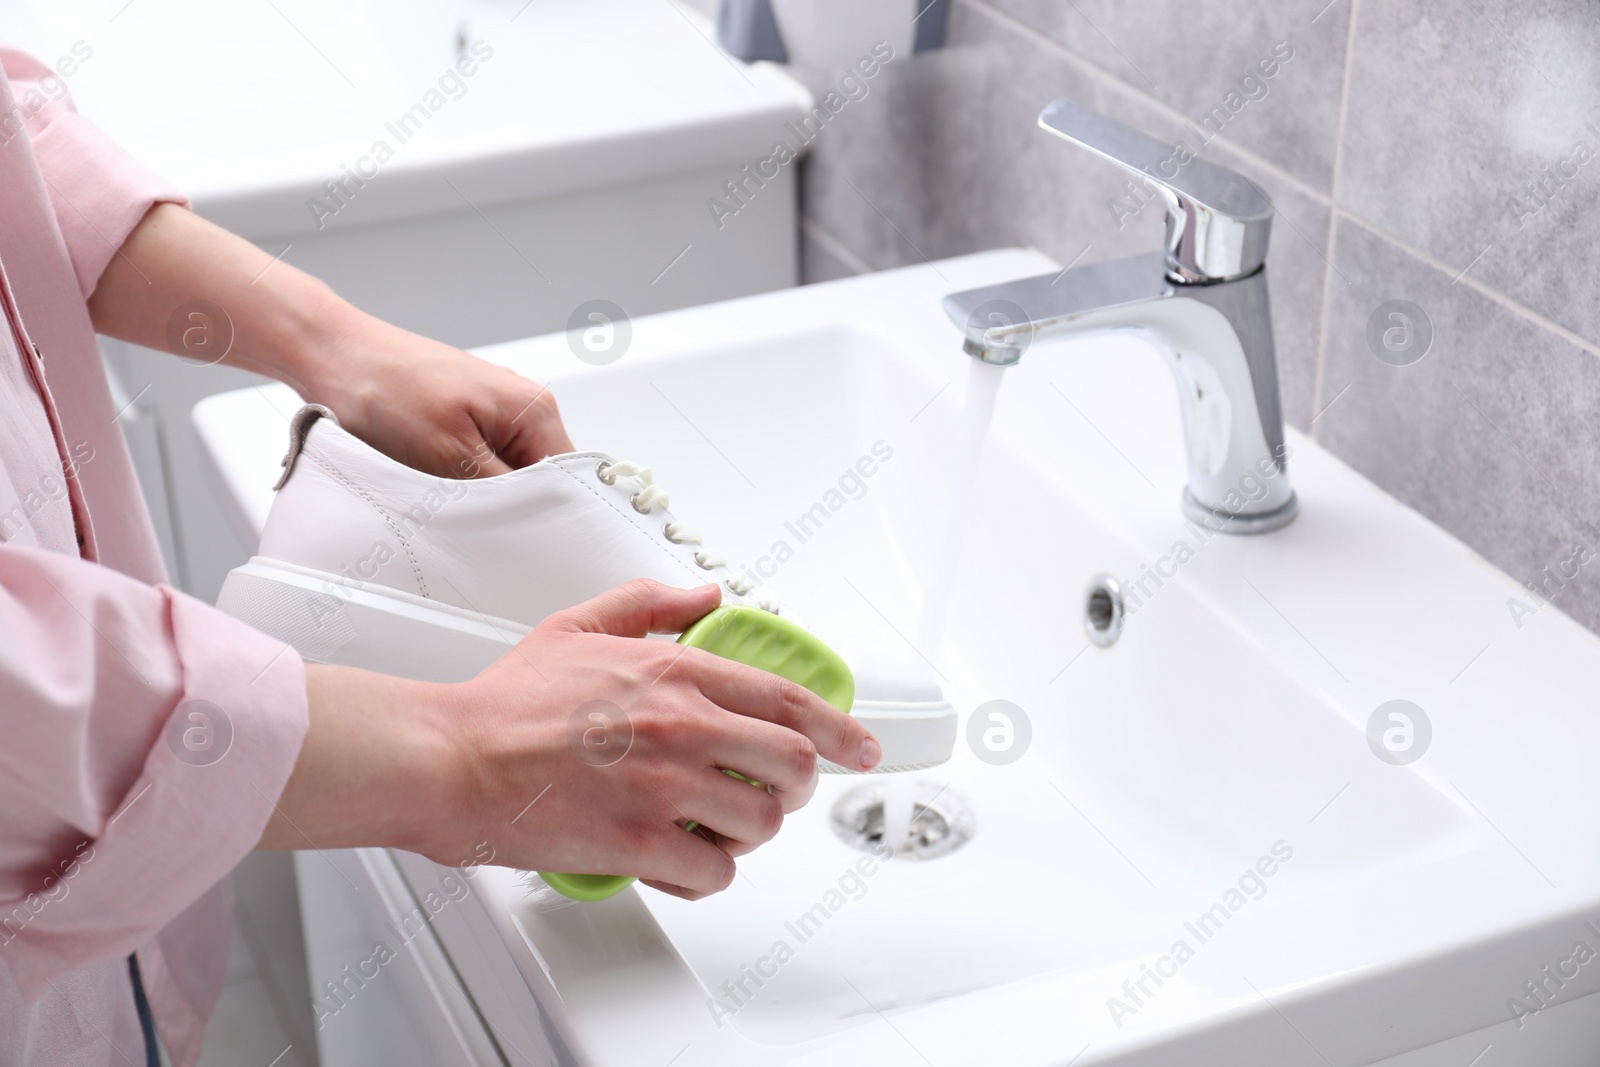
<box><xmin>197</xmin><ymin>249</ymin><xmax>1600</xmax><ymax>1065</ymax></box>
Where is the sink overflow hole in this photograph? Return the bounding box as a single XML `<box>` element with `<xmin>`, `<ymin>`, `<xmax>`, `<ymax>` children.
<box><xmin>1084</xmin><ymin>574</ymin><xmax>1124</xmax><ymax>647</ymax></box>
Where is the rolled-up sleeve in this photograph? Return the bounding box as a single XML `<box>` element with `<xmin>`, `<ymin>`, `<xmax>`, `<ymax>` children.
<box><xmin>0</xmin><ymin>544</ymin><xmax>307</xmax><ymax>999</ymax></box>
<box><xmin>0</xmin><ymin>47</ymin><xmax>187</xmax><ymax>299</ymax></box>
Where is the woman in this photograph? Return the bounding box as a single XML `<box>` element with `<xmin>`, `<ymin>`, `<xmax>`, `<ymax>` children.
<box><xmin>0</xmin><ymin>48</ymin><xmax>879</xmax><ymax>1067</ymax></box>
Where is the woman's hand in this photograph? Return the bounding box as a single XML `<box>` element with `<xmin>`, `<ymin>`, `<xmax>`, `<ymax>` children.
<box><xmin>89</xmin><ymin>202</ymin><xmax>574</xmax><ymax>477</ymax></box>
<box><xmin>263</xmin><ymin>581</ymin><xmax>882</xmax><ymax>900</ymax></box>
<box><xmin>297</xmin><ymin>305</ymin><xmax>575</xmax><ymax>478</ymax></box>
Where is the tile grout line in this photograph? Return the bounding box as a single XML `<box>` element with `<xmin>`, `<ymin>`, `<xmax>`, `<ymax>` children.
<box><xmin>801</xmin><ymin>215</ymin><xmax>876</xmax><ymax>277</ymax></box>
<box><xmin>1309</xmin><ymin>0</ymin><xmax>1364</xmax><ymax>432</ymax></box>
<box><xmin>1338</xmin><ymin>210</ymin><xmax>1600</xmax><ymax>363</ymax></box>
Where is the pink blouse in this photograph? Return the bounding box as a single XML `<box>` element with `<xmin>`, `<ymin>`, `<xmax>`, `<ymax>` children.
<box><xmin>0</xmin><ymin>48</ymin><xmax>309</xmax><ymax>1067</ymax></box>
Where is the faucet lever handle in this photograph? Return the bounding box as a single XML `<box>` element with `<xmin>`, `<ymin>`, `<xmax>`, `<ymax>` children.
<box><xmin>1038</xmin><ymin>99</ymin><xmax>1273</xmax><ymax>284</ymax></box>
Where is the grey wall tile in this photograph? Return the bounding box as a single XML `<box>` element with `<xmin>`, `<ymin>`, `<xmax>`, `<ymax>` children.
<box><xmin>1341</xmin><ymin>0</ymin><xmax>1600</xmax><ymax>347</ymax></box>
<box><xmin>794</xmin><ymin>3</ymin><xmax>1163</xmax><ymax>273</ymax></box>
<box><xmin>797</xmin><ymin>1</ymin><xmax>1328</xmax><ymax>426</ymax></box>
<box><xmin>788</xmin><ymin>55</ymin><xmax>935</xmax><ymax>273</ymax></box>
<box><xmin>1316</xmin><ymin>220</ymin><xmax>1600</xmax><ymax>632</ymax></box>
<box><xmin>977</xmin><ymin>0</ymin><xmax>1350</xmax><ymax>192</ymax></box>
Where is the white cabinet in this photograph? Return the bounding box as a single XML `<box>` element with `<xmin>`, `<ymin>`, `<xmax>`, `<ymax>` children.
<box><xmin>296</xmin><ymin>849</ymin><xmax>509</xmax><ymax>1067</ymax></box>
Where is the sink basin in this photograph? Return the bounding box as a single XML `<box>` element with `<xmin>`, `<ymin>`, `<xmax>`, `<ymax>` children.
<box><xmin>197</xmin><ymin>249</ymin><xmax>1600</xmax><ymax>1065</ymax></box>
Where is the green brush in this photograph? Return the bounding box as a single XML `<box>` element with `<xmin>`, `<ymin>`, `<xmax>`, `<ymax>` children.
<box><xmin>539</xmin><ymin>605</ymin><xmax>854</xmax><ymax>902</ymax></box>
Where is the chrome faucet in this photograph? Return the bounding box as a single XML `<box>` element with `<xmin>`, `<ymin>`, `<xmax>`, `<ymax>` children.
<box><xmin>942</xmin><ymin>99</ymin><xmax>1297</xmax><ymax>533</ymax></box>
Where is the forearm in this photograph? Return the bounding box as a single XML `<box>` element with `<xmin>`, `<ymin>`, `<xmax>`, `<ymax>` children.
<box><xmin>257</xmin><ymin>663</ymin><xmax>465</xmax><ymax>856</ymax></box>
<box><xmin>85</xmin><ymin>202</ymin><xmax>359</xmax><ymax>396</ymax></box>
<box><xmin>85</xmin><ymin>201</ymin><xmax>574</xmax><ymax>477</ymax></box>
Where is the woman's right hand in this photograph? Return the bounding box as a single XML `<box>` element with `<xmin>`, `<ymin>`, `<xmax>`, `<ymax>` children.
<box><xmin>262</xmin><ymin>580</ymin><xmax>881</xmax><ymax>900</ymax></box>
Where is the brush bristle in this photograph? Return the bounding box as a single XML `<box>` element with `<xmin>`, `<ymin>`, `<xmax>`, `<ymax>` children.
<box><xmin>820</xmin><ymin>759</ymin><xmax>945</xmax><ymax>775</ymax></box>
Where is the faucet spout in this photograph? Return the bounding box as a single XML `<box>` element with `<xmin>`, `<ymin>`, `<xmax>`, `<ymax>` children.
<box><xmin>940</xmin><ymin>99</ymin><xmax>1297</xmax><ymax>534</ymax></box>
<box><xmin>942</xmin><ymin>253</ymin><xmax>1295</xmax><ymax>533</ymax></box>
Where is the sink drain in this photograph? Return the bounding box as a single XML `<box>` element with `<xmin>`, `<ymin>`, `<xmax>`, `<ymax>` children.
<box><xmin>829</xmin><ymin>781</ymin><xmax>974</xmax><ymax>861</ymax></box>
<box><xmin>1084</xmin><ymin>573</ymin><xmax>1125</xmax><ymax>647</ymax></box>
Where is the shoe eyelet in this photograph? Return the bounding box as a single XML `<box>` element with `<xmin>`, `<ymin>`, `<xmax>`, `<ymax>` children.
<box><xmin>663</xmin><ymin>523</ymin><xmax>681</xmax><ymax>544</ymax></box>
<box><xmin>693</xmin><ymin>552</ymin><xmax>714</xmax><ymax>570</ymax></box>
<box><xmin>596</xmin><ymin>462</ymin><xmax>616</xmax><ymax>486</ymax></box>
<box><xmin>631</xmin><ymin>494</ymin><xmax>650</xmax><ymax>514</ymax></box>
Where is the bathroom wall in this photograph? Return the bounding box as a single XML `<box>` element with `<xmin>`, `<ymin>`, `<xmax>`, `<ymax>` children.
<box><xmin>785</xmin><ymin>0</ymin><xmax>1600</xmax><ymax>635</ymax></box>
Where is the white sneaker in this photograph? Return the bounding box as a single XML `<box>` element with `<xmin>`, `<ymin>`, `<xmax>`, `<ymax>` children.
<box><xmin>216</xmin><ymin>406</ymin><xmax>955</xmax><ymax>772</ymax></box>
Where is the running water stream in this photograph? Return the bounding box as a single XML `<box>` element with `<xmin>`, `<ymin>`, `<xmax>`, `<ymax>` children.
<box><xmin>882</xmin><ymin>358</ymin><xmax>1008</xmax><ymax>853</ymax></box>
<box><xmin>914</xmin><ymin>356</ymin><xmax>1008</xmax><ymax>664</ymax></box>
<box><xmin>883</xmin><ymin>782</ymin><xmax>916</xmax><ymax>856</ymax></box>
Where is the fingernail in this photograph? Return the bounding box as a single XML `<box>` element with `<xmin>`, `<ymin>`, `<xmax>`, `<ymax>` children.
<box><xmin>859</xmin><ymin>735</ymin><xmax>882</xmax><ymax>770</ymax></box>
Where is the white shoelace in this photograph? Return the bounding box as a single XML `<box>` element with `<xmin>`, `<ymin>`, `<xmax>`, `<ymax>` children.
<box><xmin>596</xmin><ymin>459</ymin><xmax>783</xmax><ymax>614</ymax></box>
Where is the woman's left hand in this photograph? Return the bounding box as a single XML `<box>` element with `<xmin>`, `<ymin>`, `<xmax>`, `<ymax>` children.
<box><xmin>304</xmin><ymin>311</ymin><xmax>575</xmax><ymax>479</ymax></box>
<box><xmin>88</xmin><ymin>202</ymin><xmax>575</xmax><ymax>479</ymax></box>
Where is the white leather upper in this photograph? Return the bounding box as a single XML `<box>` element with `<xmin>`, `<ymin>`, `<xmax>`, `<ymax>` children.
<box><xmin>257</xmin><ymin>413</ymin><xmax>946</xmax><ymax>707</ymax></box>
<box><xmin>260</xmin><ymin>421</ymin><xmax>735</xmax><ymax>622</ymax></box>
